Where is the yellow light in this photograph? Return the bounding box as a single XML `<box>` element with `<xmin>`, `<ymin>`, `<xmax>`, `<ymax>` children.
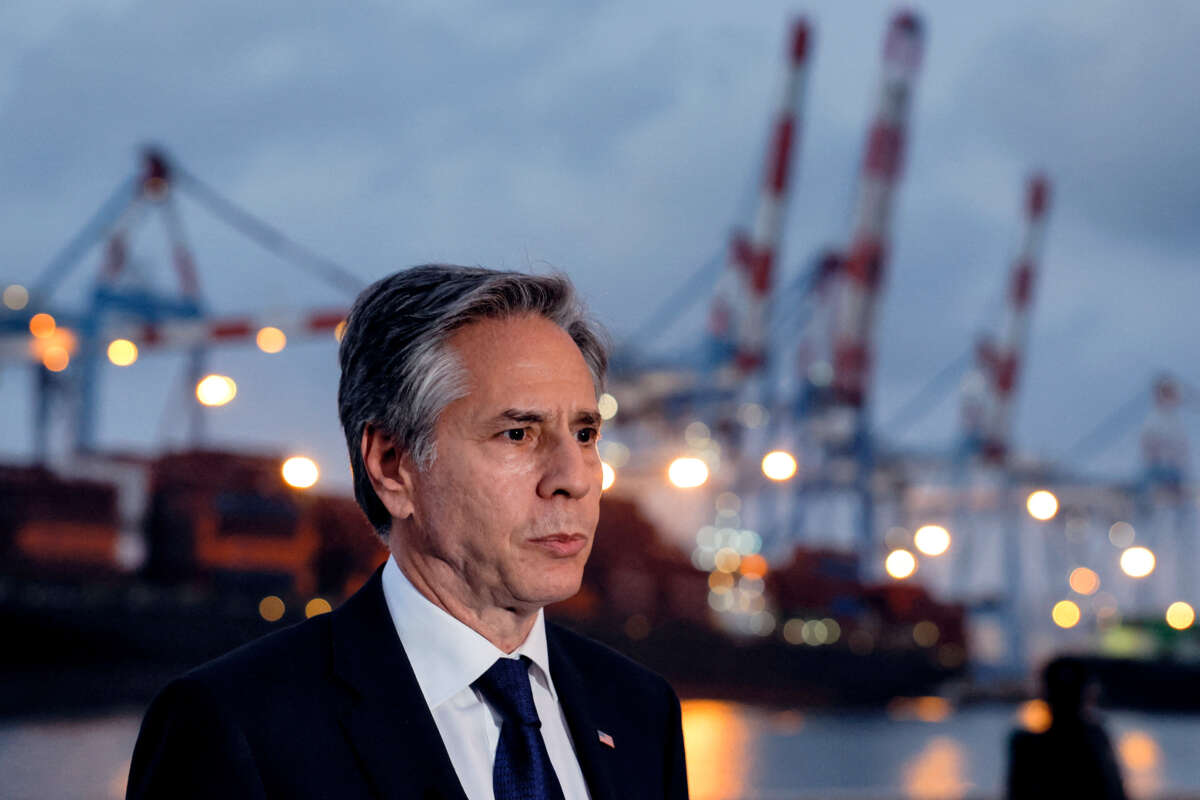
<box><xmin>1068</xmin><ymin>566</ymin><xmax>1100</xmax><ymax>596</ymax></box>
<box><xmin>196</xmin><ymin>374</ymin><xmax>237</xmax><ymax>406</ymax></box>
<box><xmin>761</xmin><ymin>450</ymin><xmax>798</xmax><ymax>481</ymax></box>
<box><xmin>305</xmin><ymin>597</ymin><xmax>332</xmax><ymax>618</ymax></box>
<box><xmin>1120</xmin><ymin>546</ymin><xmax>1156</xmax><ymax>578</ymax></box>
<box><xmin>41</xmin><ymin>344</ymin><xmax>69</xmax><ymax>372</ymax></box>
<box><xmin>1017</xmin><ymin>699</ymin><xmax>1052</xmax><ymax>733</ymax></box>
<box><xmin>914</xmin><ymin>525</ymin><xmax>951</xmax><ymax>557</ymax></box>
<box><xmin>1166</xmin><ymin>601</ymin><xmax>1195</xmax><ymax>630</ymax></box>
<box><xmin>668</xmin><ymin>457</ymin><xmax>709</xmax><ymax>488</ymax></box>
<box><xmin>258</xmin><ymin>595</ymin><xmax>285</xmax><ymax>622</ymax></box>
<box><xmin>601</xmin><ymin>461</ymin><xmax>615</xmax><ymax>492</ymax></box>
<box><xmin>334</xmin><ymin>320</ymin><xmax>347</xmax><ymax>342</ymax></box>
<box><xmin>282</xmin><ymin>456</ymin><xmax>319</xmax><ymax>489</ymax></box>
<box><xmin>256</xmin><ymin>326</ymin><xmax>287</xmax><ymax>354</ymax></box>
<box><xmin>29</xmin><ymin>312</ymin><xmax>56</xmax><ymax>339</ymax></box>
<box><xmin>713</xmin><ymin>547</ymin><xmax>741</xmax><ymax>574</ymax></box>
<box><xmin>1052</xmin><ymin>599</ymin><xmax>1081</xmax><ymax>628</ymax></box>
<box><xmin>598</xmin><ymin>392</ymin><xmax>619</xmax><ymax>420</ymax></box>
<box><xmin>885</xmin><ymin>549</ymin><xmax>917</xmax><ymax>580</ymax></box>
<box><xmin>106</xmin><ymin>339</ymin><xmax>138</xmax><ymax>366</ymax></box>
<box><xmin>782</xmin><ymin>618</ymin><xmax>805</xmax><ymax>645</ymax></box>
<box><xmin>1026</xmin><ymin>490</ymin><xmax>1059</xmax><ymax>520</ymax></box>
<box><xmin>739</xmin><ymin>553</ymin><xmax>768</xmax><ymax>580</ymax></box>
<box><xmin>3</xmin><ymin>284</ymin><xmax>29</xmax><ymax>310</ymax></box>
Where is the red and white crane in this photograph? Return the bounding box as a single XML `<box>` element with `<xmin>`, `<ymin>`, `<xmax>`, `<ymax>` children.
<box><xmin>829</xmin><ymin>11</ymin><xmax>924</xmax><ymax>411</ymax></box>
<box><xmin>980</xmin><ymin>174</ymin><xmax>1051</xmax><ymax>465</ymax></box>
<box><xmin>710</xmin><ymin>19</ymin><xmax>812</xmax><ymax>376</ymax></box>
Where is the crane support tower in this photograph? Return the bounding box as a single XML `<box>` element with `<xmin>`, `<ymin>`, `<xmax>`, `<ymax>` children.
<box><xmin>829</xmin><ymin>11</ymin><xmax>923</xmax><ymax>410</ymax></box>
<box><xmin>981</xmin><ymin>174</ymin><xmax>1051</xmax><ymax>465</ymax></box>
<box><xmin>712</xmin><ymin>19</ymin><xmax>812</xmax><ymax>376</ymax></box>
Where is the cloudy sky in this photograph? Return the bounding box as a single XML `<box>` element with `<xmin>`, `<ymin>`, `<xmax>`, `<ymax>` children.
<box><xmin>1</xmin><ymin>0</ymin><xmax>1197</xmax><ymax>490</ymax></box>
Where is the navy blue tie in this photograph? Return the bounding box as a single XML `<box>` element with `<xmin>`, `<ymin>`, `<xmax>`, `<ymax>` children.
<box><xmin>472</xmin><ymin>656</ymin><xmax>566</xmax><ymax>800</ymax></box>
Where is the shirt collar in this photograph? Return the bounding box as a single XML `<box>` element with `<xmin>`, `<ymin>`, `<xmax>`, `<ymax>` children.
<box><xmin>380</xmin><ymin>555</ymin><xmax>556</xmax><ymax>710</ymax></box>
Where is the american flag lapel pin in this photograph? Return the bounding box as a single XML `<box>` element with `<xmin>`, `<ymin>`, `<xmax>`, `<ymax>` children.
<box><xmin>597</xmin><ymin>730</ymin><xmax>615</xmax><ymax>749</ymax></box>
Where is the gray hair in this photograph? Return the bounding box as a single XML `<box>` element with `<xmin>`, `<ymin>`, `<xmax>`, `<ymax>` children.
<box><xmin>337</xmin><ymin>264</ymin><xmax>609</xmax><ymax>539</ymax></box>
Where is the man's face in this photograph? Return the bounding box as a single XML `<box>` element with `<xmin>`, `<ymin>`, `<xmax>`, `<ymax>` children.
<box><xmin>401</xmin><ymin>314</ymin><xmax>602</xmax><ymax>613</ymax></box>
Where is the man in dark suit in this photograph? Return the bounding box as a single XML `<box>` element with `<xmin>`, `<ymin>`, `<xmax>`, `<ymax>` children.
<box><xmin>127</xmin><ymin>266</ymin><xmax>690</xmax><ymax>799</ymax></box>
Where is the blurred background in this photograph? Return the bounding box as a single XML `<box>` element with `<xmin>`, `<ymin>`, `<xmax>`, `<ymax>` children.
<box><xmin>2</xmin><ymin>1</ymin><xmax>1199</xmax><ymax>798</ymax></box>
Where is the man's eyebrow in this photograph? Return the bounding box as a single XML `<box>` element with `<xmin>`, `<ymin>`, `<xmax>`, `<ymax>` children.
<box><xmin>495</xmin><ymin>409</ymin><xmax>546</xmax><ymax>425</ymax></box>
<box><xmin>574</xmin><ymin>410</ymin><xmax>601</xmax><ymax>427</ymax></box>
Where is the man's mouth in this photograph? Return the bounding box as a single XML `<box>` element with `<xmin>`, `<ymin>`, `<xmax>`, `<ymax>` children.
<box><xmin>528</xmin><ymin>533</ymin><xmax>588</xmax><ymax>558</ymax></box>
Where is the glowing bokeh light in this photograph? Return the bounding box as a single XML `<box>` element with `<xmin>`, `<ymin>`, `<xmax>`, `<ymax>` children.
<box><xmin>912</xmin><ymin>621</ymin><xmax>940</xmax><ymax>647</ymax></box>
<box><xmin>708</xmin><ymin>571</ymin><xmax>733</xmax><ymax>593</ymax></box>
<box><xmin>713</xmin><ymin>547</ymin><xmax>741</xmax><ymax>574</ymax></box>
<box><xmin>761</xmin><ymin>450</ymin><xmax>798</xmax><ymax>481</ymax></box>
<box><xmin>738</xmin><ymin>553</ymin><xmax>768</xmax><ymax>580</ymax></box>
<box><xmin>41</xmin><ymin>345</ymin><xmax>69</xmax><ymax>372</ymax></box>
<box><xmin>1052</xmin><ymin>599</ymin><xmax>1081</xmax><ymax>628</ymax></box>
<box><xmin>29</xmin><ymin>312</ymin><xmax>56</xmax><ymax>339</ymax></box>
<box><xmin>914</xmin><ymin>525</ymin><xmax>951</xmax><ymax>556</ymax></box>
<box><xmin>680</xmin><ymin>700</ymin><xmax>750</xmax><ymax>800</ymax></box>
<box><xmin>282</xmin><ymin>456</ymin><xmax>319</xmax><ymax>489</ymax></box>
<box><xmin>3</xmin><ymin>284</ymin><xmax>29</xmax><ymax>310</ymax></box>
<box><xmin>258</xmin><ymin>595</ymin><xmax>285</xmax><ymax>622</ymax></box>
<box><xmin>305</xmin><ymin>597</ymin><xmax>332</xmax><ymax>618</ymax></box>
<box><xmin>1026</xmin><ymin>490</ymin><xmax>1059</xmax><ymax>520</ymax></box>
<box><xmin>106</xmin><ymin>339</ymin><xmax>138</xmax><ymax>367</ymax></box>
<box><xmin>597</xmin><ymin>393</ymin><xmax>619</xmax><ymax>420</ymax></box>
<box><xmin>683</xmin><ymin>421</ymin><xmax>711</xmax><ymax>447</ymax></box>
<box><xmin>1017</xmin><ymin>699</ymin><xmax>1052</xmax><ymax>733</ymax></box>
<box><xmin>1068</xmin><ymin>566</ymin><xmax>1101</xmax><ymax>595</ymax></box>
<box><xmin>196</xmin><ymin>374</ymin><xmax>237</xmax><ymax>406</ymax></box>
<box><xmin>334</xmin><ymin>320</ymin><xmax>347</xmax><ymax>342</ymax></box>
<box><xmin>885</xmin><ymin>549</ymin><xmax>917</xmax><ymax>580</ymax></box>
<box><xmin>601</xmin><ymin>461</ymin><xmax>615</xmax><ymax>491</ymax></box>
<box><xmin>668</xmin><ymin>457</ymin><xmax>709</xmax><ymax>488</ymax></box>
<box><xmin>1166</xmin><ymin>601</ymin><xmax>1195</xmax><ymax>630</ymax></box>
<box><xmin>256</xmin><ymin>326</ymin><xmax>287</xmax><ymax>354</ymax></box>
<box><xmin>1120</xmin><ymin>546</ymin><xmax>1156</xmax><ymax>578</ymax></box>
<box><xmin>1109</xmin><ymin>521</ymin><xmax>1136</xmax><ymax>548</ymax></box>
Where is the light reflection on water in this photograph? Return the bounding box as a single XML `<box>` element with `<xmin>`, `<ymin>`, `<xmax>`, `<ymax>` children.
<box><xmin>2</xmin><ymin>703</ymin><xmax>1194</xmax><ymax>799</ymax></box>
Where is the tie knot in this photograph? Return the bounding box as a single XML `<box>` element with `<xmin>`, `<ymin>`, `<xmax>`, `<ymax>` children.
<box><xmin>473</xmin><ymin>656</ymin><xmax>541</xmax><ymax>727</ymax></box>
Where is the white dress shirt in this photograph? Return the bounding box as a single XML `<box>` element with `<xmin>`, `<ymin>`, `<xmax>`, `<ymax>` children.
<box><xmin>381</xmin><ymin>556</ymin><xmax>591</xmax><ymax>800</ymax></box>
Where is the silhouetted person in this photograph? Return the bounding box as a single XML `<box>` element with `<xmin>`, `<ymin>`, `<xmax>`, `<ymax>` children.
<box><xmin>1007</xmin><ymin>657</ymin><xmax>1127</xmax><ymax>800</ymax></box>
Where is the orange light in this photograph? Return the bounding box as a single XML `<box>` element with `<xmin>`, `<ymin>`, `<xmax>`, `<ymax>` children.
<box><xmin>761</xmin><ymin>450</ymin><xmax>798</xmax><ymax>481</ymax></box>
<box><xmin>256</xmin><ymin>326</ymin><xmax>287</xmax><ymax>354</ymax></box>
<box><xmin>739</xmin><ymin>553</ymin><xmax>768</xmax><ymax>579</ymax></box>
<box><xmin>258</xmin><ymin>595</ymin><xmax>285</xmax><ymax>622</ymax></box>
<box><xmin>1068</xmin><ymin>567</ymin><xmax>1100</xmax><ymax>595</ymax></box>
<box><xmin>1026</xmin><ymin>490</ymin><xmax>1058</xmax><ymax>520</ymax></box>
<box><xmin>41</xmin><ymin>344</ymin><xmax>69</xmax><ymax>372</ymax></box>
<box><xmin>334</xmin><ymin>320</ymin><xmax>347</xmax><ymax>342</ymax></box>
<box><xmin>601</xmin><ymin>461</ymin><xmax>615</xmax><ymax>491</ymax></box>
<box><xmin>914</xmin><ymin>525</ymin><xmax>951</xmax><ymax>556</ymax></box>
<box><xmin>1017</xmin><ymin>699</ymin><xmax>1051</xmax><ymax>733</ymax></box>
<box><xmin>29</xmin><ymin>313</ymin><xmax>56</xmax><ymax>339</ymax></box>
<box><xmin>304</xmin><ymin>597</ymin><xmax>332</xmax><ymax>618</ymax></box>
<box><xmin>668</xmin><ymin>457</ymin><xmax>708</xmax><ymax>489</ymax></box>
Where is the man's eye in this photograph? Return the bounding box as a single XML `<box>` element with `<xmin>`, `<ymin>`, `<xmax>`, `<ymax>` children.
<box><xmin>505</xmin><ymin>428</ymin><xmax>527</xmax><ymax>442</ymax></box>
<box><xmin>576</xmin><ymin>428</ymin><xmax>598</xmax><ymax>444</ymax></box>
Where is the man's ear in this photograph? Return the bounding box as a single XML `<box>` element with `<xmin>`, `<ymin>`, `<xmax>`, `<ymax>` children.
<box><xmin>361</xmin><ymin>424</ymin><xmax>417</xmax><ymax>521</ymax></box>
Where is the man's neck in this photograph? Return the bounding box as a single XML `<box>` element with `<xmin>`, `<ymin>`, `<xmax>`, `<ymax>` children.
<box><xmin>388</xmin><ymin>551</ymin><xmax>538</xmax><ymax>653</ymax></box>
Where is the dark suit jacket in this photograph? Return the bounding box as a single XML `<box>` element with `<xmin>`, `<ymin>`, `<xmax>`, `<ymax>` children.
<box><xmin>1007</xmin><ymin>722</ymin><xmax>1127</xmax><ymax>800</ymax></box>
<box><xmin>127</xmin><ymin>568</ymin><xmax>689</xmax><ymax>799</ymax></box>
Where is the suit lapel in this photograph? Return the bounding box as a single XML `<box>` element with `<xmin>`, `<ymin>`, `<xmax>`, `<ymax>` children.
<box><xmin>547</xmin><ymin>628</ymin><xmax>618</xmax><ymax>800</ymax></box>
<box><xmin>331</xmin><ymin>568</ymin><xmax>469</xmax><ymax>800</ymax></box>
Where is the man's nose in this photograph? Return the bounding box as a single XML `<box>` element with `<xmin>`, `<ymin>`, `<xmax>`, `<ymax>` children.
<box><xmin>536</xmin><ymin>432</ymin><xmax>596</xmax><ymax>500</ymax></box>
